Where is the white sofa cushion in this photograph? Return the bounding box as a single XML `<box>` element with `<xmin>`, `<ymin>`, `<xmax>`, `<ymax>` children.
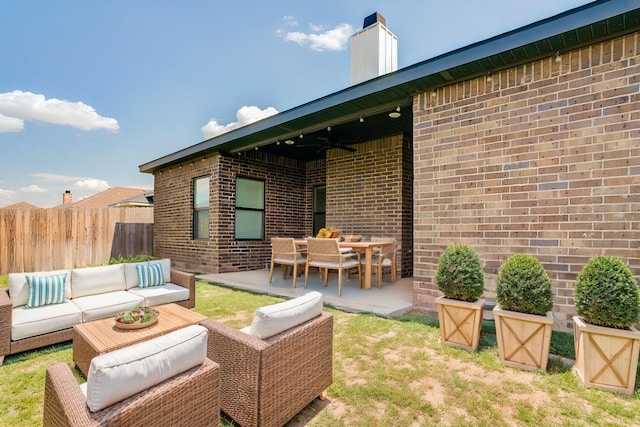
<box><xmin>12</xmin><ymin>301</ymin><xmax>82</xmax><ymax>341</ymax></box>
<box><xmin>71</xmin><ymin>264</ymin><xmax>126</xmax><ymax>298</ymax></box>
<box><xmin>84</xmin><ymin>324</ymin><xmax>208</xmax><ymax>412</ymax></box>
<box><xmin>127</xmin><ymin>283</ymin><xmax>189</xmax><ymax>307</ymax></box>
<box><xmin>8</xmin><ymin>270</ymin><xmax>71</xmax><ymax>308</ymax></box>
<box><xmin>72</xmin><ymin>291</ymin><xmax>143</xmax><ymax>322</ymax></box>
<box><xmin>123</xmin><ymin>262</ymin><xmax>148</xmax><ymax>290</ymax></box>
<box><xmin>149</xmin><ymin>259</ymin><xmax>171</xmax><ymax>283</ymax></box>
<box><xmin>247</xmin><ymin>291</ymin><xmax>323</xmax><ymax>339</ymax></box>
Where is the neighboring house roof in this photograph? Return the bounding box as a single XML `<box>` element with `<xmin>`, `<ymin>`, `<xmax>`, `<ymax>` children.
<box><xmin>63</xmin><ymin>187</ymin><xmax>152</xmax><ymax>209</ymax></box>
<box><xmin>139</xmin><ymin>0</ymin><xmax>640</xmax><ymax>173</ymax></box>
<box><xmin>109</xmin><ymin>191</ymin><xmax>154</xmax><ymax>208</ymax></box>
<box><xmin>1</xmin><ymin>202</ymin><xmax>40</xmax><ymax>209</ymax></box>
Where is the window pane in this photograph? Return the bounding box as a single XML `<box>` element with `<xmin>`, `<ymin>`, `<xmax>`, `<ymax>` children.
<box><xmin>235</xmin><ymin>210</ymin><xmax>263</xmax><ymax>239</ymax></box>
<box><xmin>236</xmin><ymin>178</ymin><xmax>264</xmax><ymax>209</ymax></box>
<box><xmin>194</xmin><ymin>177</ymin><xmax>210</xmax><ymax>209</ymax></box>
<box><xmin>194</xmin><ymin>210</ymin><xmax>209</xmax><ymax>239</ymax></box>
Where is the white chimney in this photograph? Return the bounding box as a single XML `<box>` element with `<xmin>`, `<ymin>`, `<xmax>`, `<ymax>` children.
<box><xmin>350</xmin><ymin>12</ymin><xmax>398</xmax><ymax>85</ymax></box>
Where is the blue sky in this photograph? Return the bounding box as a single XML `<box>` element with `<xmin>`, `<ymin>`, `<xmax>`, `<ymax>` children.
<box><xmin>0</xmin><ymin>0</ymin><xmax>593</xmax><ymax>207</ymax></box>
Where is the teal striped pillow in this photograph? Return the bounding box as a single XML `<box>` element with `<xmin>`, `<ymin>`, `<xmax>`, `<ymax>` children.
<box><xmin>136</xmin><ymin>263</ymin><xmax>165</xmax><ymax>288</ymax></box>
<box><xmin>26</xmin><ymin>273</ymin><xmax>67</xmax><ymax>308</ymax></box>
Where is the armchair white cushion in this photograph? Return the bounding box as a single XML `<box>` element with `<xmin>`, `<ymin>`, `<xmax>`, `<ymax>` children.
<box><xmin>244</xmin><ymin>291</ymin><xmax>323</xmax><ymax>339</ymax></box>
<box><xmin>83</xmin><ymin>324</ymin><xmax>208</xmax><ymax>412</ymax></box>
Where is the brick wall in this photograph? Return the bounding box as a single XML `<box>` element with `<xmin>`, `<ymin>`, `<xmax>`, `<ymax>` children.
<box><xmin>413</xmin><ymin>33</ymin><xmax>640</xmax><ymax>329</ymax></box>
<box><xmin>327</xmin><ymin>135</ymin><xmax>413</xmax><ymax>277</ymax></box>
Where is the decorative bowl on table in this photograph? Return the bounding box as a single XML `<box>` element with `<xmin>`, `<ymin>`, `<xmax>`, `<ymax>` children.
<box><xmin>114</xmin><ymin>306</ymin><xmax>159</xmax><ymax>330</ymax></box>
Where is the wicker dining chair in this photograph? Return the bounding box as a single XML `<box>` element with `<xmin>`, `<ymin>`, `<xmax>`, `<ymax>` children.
<box><xmin>365</xmin><ymin>237</ymin><xmax>398</xmax><ymax>288</ymax></box>
<box><xmin>304</xmin><ymin>237</ymin><xmax>360</xmax><ymax>296</ymax></box>
<box><xmin>269</xmin><ymin>237</ymin><xmax>306</xmax><ymax>287</ymax></box>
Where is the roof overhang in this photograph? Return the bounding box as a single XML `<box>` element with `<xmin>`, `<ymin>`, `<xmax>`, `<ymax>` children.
<box><xmin>140</xmin><ymin>0</ymin><xmax>640</xmax><ymax>173</ymax></box>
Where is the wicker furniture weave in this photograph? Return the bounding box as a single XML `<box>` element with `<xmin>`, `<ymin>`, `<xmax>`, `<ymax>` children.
<box><xmin>304</xmin><ymin>238</ymin><xmax>361</xmax><ymax>296</ymax></box>
<box><xmin>0</xmin><ymin>267</ymin><xmax>195</xmax><ymax>365</ymax></box>
<box><xmin>269</xmin><ymin>237</ymin><xmax>306</xmax><ymax>287</ymax></box>
<box><xmin>202</xmin><ymin>312</ymin><xmax>333</xmax><ymax>427</ymax></box>
<box><xmin>43</xmin><ymin>358</ymin><xmax>220</xmax><ymax>426</ymax></box>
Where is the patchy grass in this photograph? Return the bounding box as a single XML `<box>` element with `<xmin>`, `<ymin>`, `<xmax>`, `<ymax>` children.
<box><xmin>1</xmin><ymin>280</ymin><xmax>640</xmax><ymax>426</ymax></box>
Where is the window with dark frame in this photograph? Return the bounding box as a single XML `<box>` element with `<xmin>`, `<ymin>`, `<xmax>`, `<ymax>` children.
<box><xmin>313</xmin><ymin>186</ymin><xmax>326</xmax><ymax>235</ymax></box>
<box><xmin>235</xmin><ymin>177</ymin><xmax>265</xmax><ymax>240</ymax></box>
<box><xmin>193</xmin><ymin>176</ymin><xmax>210</xmax><ymax>239</ymax></box>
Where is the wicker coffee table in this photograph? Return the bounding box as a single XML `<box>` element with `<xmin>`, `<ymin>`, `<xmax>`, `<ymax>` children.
<box><xmin>73</xmin><ymin>303</ymin><xmax>208</xmax><ymax>376</ymax></box>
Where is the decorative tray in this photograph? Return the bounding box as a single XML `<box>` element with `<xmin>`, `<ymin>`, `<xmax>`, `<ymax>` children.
<box><xmin>114</xmin><ymin>307</ymin><xmax>159</xmax><ymax>330</ymax></box>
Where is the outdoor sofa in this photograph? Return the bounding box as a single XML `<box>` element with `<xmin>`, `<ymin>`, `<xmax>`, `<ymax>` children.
<box><xmin>0</xmin><ymin>258</ymin><xmax>195</xmax><ymax>364</ymax></box>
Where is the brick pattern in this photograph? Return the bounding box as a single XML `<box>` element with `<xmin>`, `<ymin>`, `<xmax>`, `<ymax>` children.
<box><xmin>413</xmin><ymin>33</ymin><xmax>640</xmax><ymax>329</ymax></box>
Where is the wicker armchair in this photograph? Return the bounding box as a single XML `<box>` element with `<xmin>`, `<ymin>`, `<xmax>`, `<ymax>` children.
<box><xmin>201</xmin><ymin>312</ymin><xmax>333</xmax><ymax>427</ymax></box>
<box><xmin>43</xmin><ymin>358</ymin><xmax>220</xmax><ymax>426</ymax></box>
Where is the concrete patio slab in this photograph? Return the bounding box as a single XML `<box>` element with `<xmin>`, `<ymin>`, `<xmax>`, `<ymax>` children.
<box><xmin>198</xmin><ymin>268</ymin><xmax>413</xmax><ymax>317</ymax></box>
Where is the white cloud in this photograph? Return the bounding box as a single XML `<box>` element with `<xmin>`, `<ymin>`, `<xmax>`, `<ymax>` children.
<box><xmin>0</xmin><ymin>188</ymin><xmax>16</xmax><ymax>206</ymax></box>
<box><xmin>0</xmin><ymin>90</ymin><xmax>119</xmax><ymax>132</ymax></box>
<box><xmin>30</xmin><ymin>173</ymin><xmax>109</xmax><ymax>192</ymax></box>
<box><xmin>201</xmin><ymin>105</ymin><xmax>278</xmax><ymax>139</ymax></box>
<box><xmin>281</xmin><ymin>22</ymin><xmax>353</xmax><ymax>52</ymax></box>
<box><xmin>72</xmin><ymin>178</ymin><xmax>109</xmax><ymax>191</ymax></box>
<box><xmin>283</xmin><ymin>15</ymin><xmax>298</xmax><ymax>27</ymax></box>
<box><xmin>18</xmin><ymin>184</ymin><xmax>47</xmax><ymax>193</ymax></box>
<box><xmin>0</xmin><ymin>113</ymin><xmax>24</xmax><ymax>132</ymax></box>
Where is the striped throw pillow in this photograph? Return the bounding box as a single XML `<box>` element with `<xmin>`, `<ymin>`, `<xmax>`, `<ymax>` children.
<box><xmin>25</xmin><ymin>273</ymin><xmax>67</xmax><ymax>308</ymax></box>
<box><xmin>136</xmin><ymin>263</ymin><xmax>165</xmax><ymax>288</ymax></box>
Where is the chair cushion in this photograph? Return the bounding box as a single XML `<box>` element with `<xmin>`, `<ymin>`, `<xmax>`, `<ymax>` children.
<box><xmin>84</xmin><ymin>324</ymin><xmax>208</xmax><ymax>412</ymax></box>
<box><xmin>12</xmin><ymin>301</ymin><xmax>82</xmax><ymax>340</ymax></box>
<box><xmin>127</xmin><ymin>283</ymin><xmax>189</xmax><ymax>306</ymax></box>
<box><xmin>72</xmin><ymin>291</ymin><xmax>144</xmax><ymax>322</ymax></box>
<box><xmin>8</xmin><ymin>270</ymin><xmax>71</xmax><ymax>308</ymax></box>
<box><xmin>25</xmin><ymin>273</ymin><xmax>67</xmax><ymax>308</ymax></box>
<box><xmin>71</xmin><ymin>264</ymin><xmax>126</xmax><ymax>298</ymax></box>
<box><xmin>247</xmin><ymin>291</ymin><xmax>323</xmax><ymax>339</ymax></box>
<box><xmin>136</xmin><ymin>263</ymin><xmax>165</xmax><ymax>288</ymax></box>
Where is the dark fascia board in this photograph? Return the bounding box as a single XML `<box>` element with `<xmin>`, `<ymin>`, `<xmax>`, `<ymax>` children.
<box><xmin>139</xmin><ymin>0</ymin><xmax>639</xmax><ymax>174</ymax></box>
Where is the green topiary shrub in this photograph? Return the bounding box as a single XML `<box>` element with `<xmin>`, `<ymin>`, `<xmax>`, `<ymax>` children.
<box><xmin>496</xmin><ymin>254</ymin><xmax>553</xmax><ymax>315</ymax></box>
<box><xmin>435</xmin><ymin>243</ymin><xmax>484</xmax><ymax>302</ymax></box>
<box><xmin>574</xmin><ymin>256</ymin><xmax>640</xmax><ymax>329</ymax></box>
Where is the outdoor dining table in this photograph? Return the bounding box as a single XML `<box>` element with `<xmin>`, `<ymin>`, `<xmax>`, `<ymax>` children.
<box><xmin>294</xmin><ymin>239</ymin><xmax>384</xmax><ymax>290</ymax></box>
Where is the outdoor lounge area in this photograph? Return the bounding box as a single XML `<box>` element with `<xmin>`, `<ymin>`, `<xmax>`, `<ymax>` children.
<box><xmin>4</xmin><ymin>278</ymin><xmax>640</xmax><ymax>426</ymax></box>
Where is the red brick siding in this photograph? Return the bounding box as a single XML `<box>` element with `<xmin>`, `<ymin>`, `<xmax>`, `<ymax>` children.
<box><xmin>413</xmin><ymin>33</ymin><xmax>640</xmax><ymax>329</ymax></box>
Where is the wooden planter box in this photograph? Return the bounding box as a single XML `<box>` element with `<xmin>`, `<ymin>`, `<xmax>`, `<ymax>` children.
<box><xmin>436</xmin><ymin>296</ymin><xmax>485</xmax><ymax>352</ymax></box>
<box><xmin>573</xmin><ymin>315</ymin><xmax>640</xmax><ymax>395</ymax></box>
<box><xmin>493</xmin><ymin>305</ymin><xmax>553</xmax><ymax>371</ymax></box>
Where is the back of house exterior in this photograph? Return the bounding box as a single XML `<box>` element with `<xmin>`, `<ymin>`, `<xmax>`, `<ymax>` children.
<box><xmin>142</xmin><ymin>1</ymin><xmax>640</xmax><ymax>330</ymax></box>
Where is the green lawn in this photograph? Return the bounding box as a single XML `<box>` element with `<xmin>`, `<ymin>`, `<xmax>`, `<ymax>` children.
<box><xmin>2</xmin><ymin>280</ymin><xmax>640</xmax><ymax>426</ymax></box>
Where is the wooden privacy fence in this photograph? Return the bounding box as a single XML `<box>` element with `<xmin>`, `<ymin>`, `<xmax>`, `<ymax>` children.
<box><xmin>0</xmin><ymin>207</ymin><xmax>154</xmax><ymax>275</ymax></box>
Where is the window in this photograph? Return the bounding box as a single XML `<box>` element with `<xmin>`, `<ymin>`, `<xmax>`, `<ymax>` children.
<box><xmin>235</xmin><ymin>177</ymin><xmax>264</xmax><ymax>240</ymax></box>
<box><xmin>193</xmin><ymin>177</ymin><xmax>210</xmax><ymax>239</ymax></box>
<box><xmin>313</xmin><ymin>186</ymin><xmax>326</xmax><ymax>235</ymax></box>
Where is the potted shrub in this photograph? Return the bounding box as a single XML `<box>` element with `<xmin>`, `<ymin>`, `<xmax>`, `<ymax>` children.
<box><xmin>493</xmin><ymin>254</ymin><xmax>554</xmax><ymax>371</ymax></box>
<box><xmin>435</xmin><ymin>243</ymin><xmax>485</xmax><ymax>351</ymax></box>
<box><xmin>573</xmin><ymin>256</ymin><xmax>640</xmax><ymax>395</ymax></box>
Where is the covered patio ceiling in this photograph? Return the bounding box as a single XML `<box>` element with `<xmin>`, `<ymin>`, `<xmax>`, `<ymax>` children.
<box><xmin>140</xmin><ymin>0</ymin><xmax>640</xmax><ymax>172</ymax></box>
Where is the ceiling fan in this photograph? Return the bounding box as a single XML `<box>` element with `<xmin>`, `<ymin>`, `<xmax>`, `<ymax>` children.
<box><xmin>296</xmin><ymin>127</ymin><xmax>357</xmax><ymax>154</ymax></box>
